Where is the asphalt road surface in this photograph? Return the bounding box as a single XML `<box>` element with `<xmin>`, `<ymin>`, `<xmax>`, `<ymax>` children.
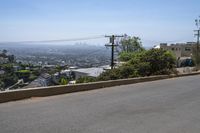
<box><xmin>1</xmin><ymin>75</ymin><xmax>200</xmax><ymax>133</ymax></box>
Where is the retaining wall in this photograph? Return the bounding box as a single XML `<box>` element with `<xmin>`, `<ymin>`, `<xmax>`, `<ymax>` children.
<box><xmin>0</xmin><ymin>72</ymin><xmax>200</xmax><ymax>103</ymax></box>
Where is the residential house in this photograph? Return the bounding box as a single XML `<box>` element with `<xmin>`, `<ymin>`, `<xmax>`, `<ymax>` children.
<box><xmin>155</xmin><ymin>42</ymin><xmax>196</xmax><ymax>58</ymax></box>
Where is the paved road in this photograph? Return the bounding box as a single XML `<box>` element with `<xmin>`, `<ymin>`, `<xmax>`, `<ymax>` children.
<box><xmin>1</xmin><ymin>75</ymin><xmax>200</xmax><ymax>133</ymax></box>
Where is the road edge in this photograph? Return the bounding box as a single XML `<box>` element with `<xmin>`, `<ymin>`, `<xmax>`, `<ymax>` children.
<box><xmin>0</xmin><ymin>72</ymin><xmax>200</xmax><ymax>103</ymax></box>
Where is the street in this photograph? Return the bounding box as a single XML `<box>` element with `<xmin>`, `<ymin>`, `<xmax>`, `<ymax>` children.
<box><xmin>0</xmin><ymin>75</ymin><xmax>200</xmax><ymax>133</ymax></box>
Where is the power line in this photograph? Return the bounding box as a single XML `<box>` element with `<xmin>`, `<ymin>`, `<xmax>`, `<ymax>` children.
<box><xmin>0</xmin><ymin>35</ymin><xmax>105</xmax><ymax>44</ymax></box>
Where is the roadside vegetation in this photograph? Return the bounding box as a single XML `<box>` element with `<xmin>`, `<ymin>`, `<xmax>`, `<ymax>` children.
<box><xmin>99</xmin><ymin>49</ymin><xmax>176</xmax><ymax>81</ymax></box>
<box><xmin>0</xmin><ymin>50</ymin><xmax>41</xmax><ymax>90</ymax></box>
<box><xmin>0</xmin><ymin>36</ymin><xmax>178</xmax><ymax>88</ymax></box>
<box><xmin>77</xmin><ymin>36</ymin><xmax>176</xmax><ymax>83</ymax></box>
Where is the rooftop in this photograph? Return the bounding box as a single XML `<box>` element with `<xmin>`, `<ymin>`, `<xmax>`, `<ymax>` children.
<box><xmin>74</xmin><ymin>67</ymin><xmax>105</xmax><ymax>77</ymax></box>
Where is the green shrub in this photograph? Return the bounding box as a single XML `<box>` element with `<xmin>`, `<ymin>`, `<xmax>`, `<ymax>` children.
<box><xmin>99</xmin><ymin>49</ymin><xmax>176</xmax><ymax>81</ymax></box>
<box><xmin>76</xmin><ymin>77</ymin><xmax>97</xmax><ymax>84</ymax></box>
<box><xmin>60</xmin><ymin>78</ymin><xmax>68</xmax><ymax>85</ymax></box>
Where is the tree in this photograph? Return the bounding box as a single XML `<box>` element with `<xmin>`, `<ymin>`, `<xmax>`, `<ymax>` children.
<box><xmin>119</xmin><ymin>36</ymin><xmax>145</xmax><ymax>62</ymax></box>
<box><xmin>120</xmin><ymin>36</ymin><xmax>144</xmax><ymax>53</ymax></box>
<box><xmin>128</xmin><ymin>49</ymin><xmax>176</xmax><ymax>75</ymax></box>
<box><xmin>1</xmin><ymin>73</ymin><xmax>18</xmax><ymax>88</ymax></box>
<box><xmin>99</xmin><ymin>49</ymin><xmax>176</xmax><ymax>81</ymax></box>
<box><xmin>119</xmin><ymin>52</ymin><xmax>134</xmax><ymax>62</ymax></box>
<box><xmin>2</xmin><ymin>64</ymin><xmax>14</xmax><ymax>73</ymax></box>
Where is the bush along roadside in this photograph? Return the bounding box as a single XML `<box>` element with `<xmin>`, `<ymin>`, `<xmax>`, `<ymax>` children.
<box><xmin>77</xmin><ymin>49</ymin><xmax>177</xmax><ymax>83</ymax></box>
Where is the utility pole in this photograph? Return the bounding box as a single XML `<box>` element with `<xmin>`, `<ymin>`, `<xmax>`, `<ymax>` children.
<box><xmin>194</xmin><ymin>17</ymin><xmax>200</xmax><ymax>67</ymax></box>
<box><xmin>105</xmin><ymin>35</ymin><xmax>124</xmax><ymax>69</ymax></box>
<box><xmin>194</xmin><ymin>29</ymin><xmax>200</xmax><ymax>50</ymax></box>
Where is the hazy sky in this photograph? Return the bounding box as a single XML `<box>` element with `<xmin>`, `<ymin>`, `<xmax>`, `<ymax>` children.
<box><xmin>0</xmin><ymin>0</ymin><xmax>199</xmax><ymax>46</ymax></box>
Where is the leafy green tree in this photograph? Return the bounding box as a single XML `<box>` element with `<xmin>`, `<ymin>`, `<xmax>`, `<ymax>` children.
<box><xmin>119</xmin><ymin>52</ymin><xmax>134</xmax><ymax>62</ymax></box>
<box><xmin>99</xmin><ymin>49</ymin><xmax>176</xmax><ymax>81</ymax></box>
<box><xmin>119</xmin><ymin>50</ymin><xmax>146</xmax><ymax>62</ymax></box>
<box><xmin>2</xmin><ymin>74</ymin><xmax>18</xmax><ymax>88</ymax></box>
<box><xmin>128</xmin><ymin>49</ymin><xmax>176</xmax><ymax>75</ymax></box>
<box><xmin>119</xmin><ymin>36</ymin><xmax>145</xmax><ymax>62</ymax></box>
<box><xmin>120</xmin><ymin>36</ymin><xmax>144</xmax><ymax>53</ymax></box>
<box><xmin>2</xmin><ymin>64</ymin><xmax>14</xmax><ymax>73</ymax></box>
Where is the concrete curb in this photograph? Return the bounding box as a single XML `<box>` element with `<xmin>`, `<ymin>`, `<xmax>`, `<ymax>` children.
<box><xmin>0</xmin><ymin>72</ymin><xmax>200</xmax><ymax>103</ymax></box>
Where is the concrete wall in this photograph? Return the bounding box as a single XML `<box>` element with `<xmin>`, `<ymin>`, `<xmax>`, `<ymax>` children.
<box><xmin>160</xmin><ymin>44</ymin><xmax>182</xmax><ymax>58</ymax></box>
<box><xmin>0</xmin><ymin>72</ymin><xmax>200</xmax><ymax>103</ymax></box>
<box><xmin>181</xmin><ymin>45</ymin><xmax>193</xmax><ymax>57</ymax></box>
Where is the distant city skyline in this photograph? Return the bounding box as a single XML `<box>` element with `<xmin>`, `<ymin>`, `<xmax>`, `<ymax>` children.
<box><xmin>0</xmin><ymin>0</ymin><xmax>200</xmax><ymax>46</ymax></box>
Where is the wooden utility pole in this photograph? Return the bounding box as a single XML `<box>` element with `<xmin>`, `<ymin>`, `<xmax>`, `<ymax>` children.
<box><xmin>194</xmin><ymin>29</ymin><xmax>200</xmax><ymax>50</ymax></box>
<box><xmin>105</xmin><ymin>35</ymin><xmax>124</xmax><ymax>69</ymax></box>
<box><xmin>195</xmin><ymin>17</ymin><xmax>200</xmax><ymax>67</ymax></box>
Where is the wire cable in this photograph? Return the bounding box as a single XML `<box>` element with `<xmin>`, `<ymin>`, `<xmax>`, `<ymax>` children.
<box><xmin>0</xmin><ymin>35</ymin><xmax>105</xmax><ymax>44</ymax></box>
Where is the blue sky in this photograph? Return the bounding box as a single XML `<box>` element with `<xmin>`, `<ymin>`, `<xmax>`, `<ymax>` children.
<box><xmin>0</xmin><ymin>0</ymin><xmax>199</xmax><ymax>46</ymax></box>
